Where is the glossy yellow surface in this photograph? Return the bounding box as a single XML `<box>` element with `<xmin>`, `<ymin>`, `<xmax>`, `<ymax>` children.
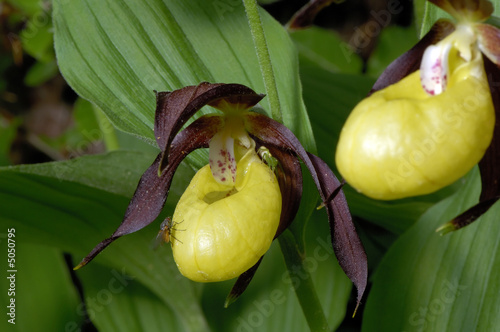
<box><xmin>171</xmin><ymin>151</ymin><xmax>281</xmax><ymax>282</ymax></box>
<box><xmin>336</xmin><ymin>52</ymin><xmax>494</xmax><ymax>200</ymax></box>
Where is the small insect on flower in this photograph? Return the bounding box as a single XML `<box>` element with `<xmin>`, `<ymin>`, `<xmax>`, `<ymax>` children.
<box><xmin>258</xmin><ymin>146</ymin><xmax>279</xmax><ymax>172</ymax></box>
<box><xmin>153</xmin><ymin>217</ymin><xmax>184</xmax><ymax>249</ymax></box>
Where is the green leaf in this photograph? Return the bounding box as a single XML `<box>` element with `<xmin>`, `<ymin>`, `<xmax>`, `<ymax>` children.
<box><xmin>78</xmin><ymin>263</ymin><xmax>183</xmax><ymax>332</ymax></box>
<box><xmin>414</xmin><ymin>0</ymin><xmax>452</xmax><ymax>38</ymax></box>
<box><xmin>290</xmin><ymin>26</ymin><xmax>363</xmax><ymax>75</ymax></box>
<box><xmin>363</xmin><ymin>168</ymin><xmax>500</xmax><ymax>331</ymax></box>
<box><xmin>366</xmin><ymin>25</ymin><xmax>419</xmax><ymax>78</ymax></box>
<box><xmin>0</xmin><ymin>243</ymin><xmax>82</xmax><ymax>331</ymax></box>
<box><xmin>53</xmin><ymin>0</ymin><xmax>314</xmax><ymax>150</ymax></box>
<box><xmin>7</xmin><ymin>150</ymin><xmax>155</xmax><ymax>197</ymax></box>
<box><xmin>0</xmin><ymin>152</ymin><xmax>207</xmax><ymax>331</ymax></box>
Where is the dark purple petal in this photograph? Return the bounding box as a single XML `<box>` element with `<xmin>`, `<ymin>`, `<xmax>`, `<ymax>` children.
<box><xmin>224</xmin><ymin>257</ymin><xmax>263</xmax><ymax>307</ymax></box>
<box><xmin>287</xmin><ymin>0</ymin><xmax>336</xmax><ymax>29</ymax></box>
<box><xmin>74</xmin><ymin>115</ymin><xmax>222</xmax><ymax>269</ymax></box>
<box><xmin>319</xmin><ymin>180</ymin><xmax>346</xmax><ymax>209</ymax></box>
<box><xmin>154</xmin><ymin>83</ymin><xmax>221</xmax><ymax>148</ymax></box>
<box><xmin>267</xmin><ymin>146</ymin><xmax>303</xmax><ymax>238</ymax></box>
<box><xmin>479</xmin><ymin>57</ymin><xmax>500</xmax><ymax>202</ymax></box>
<box><xmin>307</xmin><ymin>153</ymin><xmax>367</xmax><ymax>314</ymax></box>
<box><xmin>477</xmin><ymin>23</ymin><xmax>500</xmax><ymax>67</ymax></box>
<box><xmin>116</xmin><ymin>115</ymin><xmax>223</xmax><ymax>238</ymax></box>
<box><xmin>440</xmin><ymin>196</ymin><xmax>500</xmax><ymax>233</ymax></box>
<box><xmin>440</xmin><ymin>56</ymin><xmax>500</xmax><ymax>233</ymax></box>
<box><xmin>252</xmin><ymin>142</ymin><xmax>303</xmax><ymax>239</ymax></box>
<box><xmin>244</xmin><ymin>113</ymin><xmax>322</xmax><ymax>192</ymax></box>
<box><xmin>438</xmin><ymin>58</ymin><xmax>500</xmax><ymax>233</ymax></box>
<box><xmin>245</xmin><ymin>113</ymin><xmax>367</xmax><ymax>308</ymax></box>
<box><xmin>370</xmin><ymin>19</ymin><xmax>455</xmax><ymax>94</ymax></box>
<box><xmin>155</xmin><ymin>83</ymin><xmax>264</xmax><ymax>172</ymax></box>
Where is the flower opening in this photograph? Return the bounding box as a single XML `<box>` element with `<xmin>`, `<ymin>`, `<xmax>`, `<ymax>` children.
<box><xmin>172</xmin><ymin>146</ymin><xmax>281</xmax><ymax>282</ymax></box>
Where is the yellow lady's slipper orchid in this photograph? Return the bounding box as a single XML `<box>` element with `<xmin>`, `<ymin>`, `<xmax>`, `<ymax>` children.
<box><xmin>336</xmin><ymin>0</ymin><xmax>499</xmax><ymax>200</ymax></box>
<box><xmin>75</xmin><ymin>82</ymin><xmax>367</xmax><ymax>307</ymax></box>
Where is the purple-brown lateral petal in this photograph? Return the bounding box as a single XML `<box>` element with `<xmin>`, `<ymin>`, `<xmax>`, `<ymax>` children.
<box><xmin>288</xmin><ymin>0</ymin><xmax>337</xmax><ymax>29</ymax></box>
<box><xmin>246</xmin><ymin>112</ymin><xmax>348</xmax><ymax>204</ymax></box>
<box><xmin>224</xmin><ymin>257</ymin><xmax>263</xmax><ymax>307</ymax></box>
<box><xmin>154</xmin><ymin>83</ymin><xmax>221</xmax><ymax>149</ymax></box>
<box><xmin>260</xmin><ymin>144</ymin><xmax>303</xmax><ymax>238</ymax></box>
<box><xmin>370</xmin><ymin>19</ymin><xmax>455</xmax><ymax>94</ymax></box>
<box><xmin>440</xmin><ymin>58</ymin><xmax>500</xmax><ymax>234</ymax></box>
<box><xmin>444</xmin><ymin>196</ymin><xmax>500</xmax><ymax>232</ymax></box>
<box><xmin>245</xmin><ymin>112</ymin><xmax>367</xmax><ymax>308</ymax></box>
<box><xmin>244</xmin><ymin>112</ymin><xmax>323</xmax><ymax>191</ymax></box>
<box><xmin>155</xmin><ymin>83</ymin><xmax>264</xmax><ymax>173</ymax></box>
<box><xmin>479</xmin><ymin>57</ymin><xmax>500</xmax><ymax>202</ymax></box>
<box><xmin>307</xmin><ymin>152</ymin><xmax>367</xmax><ymax>314</ymax></box>
<box><xmin>477</xmin><ymin>23</ymin><xmax>500</xmax><ymax>67</ymax></box>
<box><xmin>74</xmin><ymin>116</ymin><xmax>221</xmax><ymax>269</ymax></box>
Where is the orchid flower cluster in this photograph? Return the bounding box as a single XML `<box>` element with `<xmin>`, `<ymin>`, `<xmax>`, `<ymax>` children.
<box><xmin>74</xmin><ymin>0</ymin><xmax>500</xmax><ymax>312</ymax></box>
<box><xmin>75</xmin><ymin>83</ymin><xmax>367</xmax><ymax>305</ymax></box>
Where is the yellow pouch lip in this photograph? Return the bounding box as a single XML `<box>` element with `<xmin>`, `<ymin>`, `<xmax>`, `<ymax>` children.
<box><xmin>171</xmin><ymin>150</ymin><xmax>282</xmax><ymax>282</ymax></box>
<box><xmin>336</xmin><ymin>54</ymin><xmax>494</xmax><ymax>200</ymax></box>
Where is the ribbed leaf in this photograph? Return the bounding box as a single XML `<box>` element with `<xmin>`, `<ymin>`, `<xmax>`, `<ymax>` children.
<box><xmin>363</xmin><ymin>168</ymin><xmax>500</xmax><ymax>331</ymax></box>
<box><xmin>0</xmin><ymin>152</ymin><xmax>207</xmax><ymax>331</ymax></box>
<box><xmin>53</xmin><ymin>0</ymin><xmax>314</xmax><ymax>150</ymax></box>
<box><xmin>77</xmin><ymin>263</ymin><xmax>183</xmax><ymax>332</ymax></box>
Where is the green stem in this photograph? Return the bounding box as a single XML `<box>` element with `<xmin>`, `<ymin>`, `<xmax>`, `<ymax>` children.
<box><xmin>92</xmin><ymin>105</ymin><xmax>119</xmax><ymax>151</ymax></box>
<box><xmin>243</xmin><ymin>2</ymin><xmax>326</xmax><ymax>328</ymax></box>
<box><xmin>242</xmin><ymin>0</ymin><xmax>283</xmax><ymax>123</ymax></box>
<box><xmin>279</xmin><ymin>230</ymin><xmax>330</xmax><ymax>332</ymax></box>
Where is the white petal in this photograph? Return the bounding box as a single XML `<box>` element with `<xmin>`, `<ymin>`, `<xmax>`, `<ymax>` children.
<box><xmin>420</xmin><ymin>42</ymin><xmax>452</xmax><ymax>96</ymax></box>
<box><xmin>209</xmin><ymin>131</ymin><xmax>236</xmax><ymax>186</ymax></box>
